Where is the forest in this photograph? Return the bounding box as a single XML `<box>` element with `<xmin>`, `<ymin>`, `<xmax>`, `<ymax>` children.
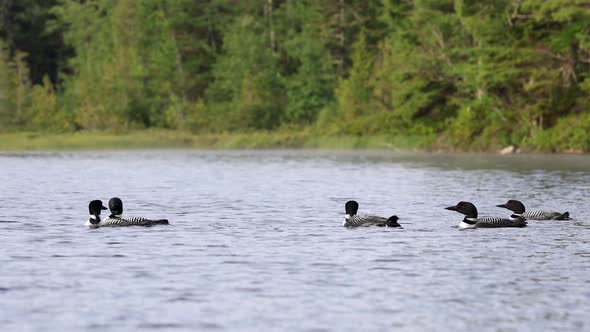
<box><xmin>1</xmin><ymin>0</ymin><xmax>589</xmax><ymax>151</ymax></box>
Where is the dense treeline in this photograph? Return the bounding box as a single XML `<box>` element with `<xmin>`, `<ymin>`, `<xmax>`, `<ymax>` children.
<box><xmin>1</xmin><ymin>0</ymin><xmax>590</xmax><ymax>151</ymax></box>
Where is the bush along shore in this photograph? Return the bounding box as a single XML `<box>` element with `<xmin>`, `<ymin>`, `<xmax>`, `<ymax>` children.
<box><xmin>0</xmin><ymin>129</ymin><xmax>586</xmax><ymax>153</ymax></box>
<box><xmin>1</xmin><ymin>1</ymin><xmax>589</xmax><ymax>152</ymax></box>
<box><xmin>0</xmin><ymin>130</ymin><xmax>428</xmax><ymax>151</ymax></box>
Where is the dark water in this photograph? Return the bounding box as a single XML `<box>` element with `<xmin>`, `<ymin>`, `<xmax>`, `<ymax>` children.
<box><xmin>1</xmin><ymin>150</ymin><xmax>590</xmax><ymax>331</ymax></box>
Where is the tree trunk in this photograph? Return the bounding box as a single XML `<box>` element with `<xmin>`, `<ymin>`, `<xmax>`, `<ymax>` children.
<box><xmin>265</xmin><ymin>0</ymin><xmax>276</xmax><ymax>52</ymax></box>
<box><xmin>338</xmin><ymin>0</ymin><xmax>345</xmax><ymax>73</ymax></box>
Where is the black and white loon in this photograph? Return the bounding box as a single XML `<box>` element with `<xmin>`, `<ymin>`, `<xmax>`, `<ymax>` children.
<box><xmin>496</xmin><ymin>200</ymin><xmax>570</xmax><ymax>220</ymax></box>
<box><xmin>85</xmin><ymin>200</ymin><xmax>108</xmax><ymax>226</ymax></box>
<box><xmin>445</xmin><ymin>201</ymin><xmax>527</xmax><ymax>229</ymax></box>
<box><xmin>87</xmin><ymin>197</ymin><xmax>169</xmax><ymax>227</ymax></box>
<box><xmin>343</xmin><ymin>200</ymin><xmax>401</xmax><ymax>228</ymax></box>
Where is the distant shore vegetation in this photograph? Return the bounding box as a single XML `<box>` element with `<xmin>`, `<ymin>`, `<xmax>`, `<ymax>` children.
<box><xmin>1</xmin><ymin>1</ymin><xmax>589</xmax><ymax>152</ymax></box>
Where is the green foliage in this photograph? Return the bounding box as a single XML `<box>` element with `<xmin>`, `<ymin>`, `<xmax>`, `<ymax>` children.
<box><xmin>0</xmin><ymin>42</ymin><xmax>33</xmax><ymax>128</ymax></box>
<box><xmin>30</xmin><ymin>75</ymin><xmax>59</xmax><ymax>129</ymax></box>
<box><xmin>0</xmin><ymin>39</ymin><xmax>14</xmax><ymax>128</ymax></box>
<box><xmin>370</xmin><ymin>1</ymin><xmax>456</xmax><ymax>135</ymax></box>
<box><xmin>527</xmin><ymin>114</ymin><xmax>590</xmax><ymax>152</ymax></box>
<box><xmin>280</xmin><ymin>0</ymin><xmax>335</xmax><ymax>124</ymax></box>
<box><xmin>136</xmin><ymin>0</ymin><xmax>184</xmax><ymax>128</ymax></box>
<box><xmin>335</xmin><ymin>29</ymin><xmax>373</xmax><ymax>124</ymax></box>
<box><xmin>165</xmin><ymin>0</ymin><xmax>233</xmax><ymax>98</ymax></box>
<box><xmin>204</xmin><ymin>15</ymin><xmax>285</xmax><ymax>131</ymax></box>
<box><xmin>2</xmin><ymin>0</ymin><xmax>590</xmax><ymax>151</ymax></box>
<box><xmin>54</xmin><ymin>0</ymin><xmax>123</xmax><ymax>129</ymax></box>
<box><xmin>53</xmin><ymin>0</ymin><xmax>185</xmax><ymax>130</ymax></box>
<box><xmin>0</xmin><ymin>0</ymin><xmax>70</xmax><ymax>84</ymax></box>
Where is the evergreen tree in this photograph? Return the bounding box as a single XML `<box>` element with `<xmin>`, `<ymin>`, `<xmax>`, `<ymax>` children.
<box><xmin>0</xmin><ymin>0</ymin><xmax>589</xmax><ymax>150</ymax></box>
<box><xmin>164</xmin><ymin>0</ymin><xmax>234</xmax><ymax>100</ymax></box>
<box><xmin>54</xmin><ymin>0</ymin><xmax>184</xmax><ymax>129</ymax></box>
<box><xmin>335</xmin><ymin>29</ymin><xmax>374</xmax><ymax>127</ymax></box>
<box><xmin>0</xmin><ymin>39</ymin><xmax>16</xmax><ymax>128</ymax></box>
<box><xmin>0</xmin><ymin>0</ymin><xmax>70</xmax><ymax>84</ymax></box>
<box><xmin>279</xmin><ymin>0</ymin><xmax>335</xmax><ymax>124</ymax></box>
<box><xmin>204</xmin><ymin>14</ymin><xmax>285</xmax><ymax>131</ymax></box>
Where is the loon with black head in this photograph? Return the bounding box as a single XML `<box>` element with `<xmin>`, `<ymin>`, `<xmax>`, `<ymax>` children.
<box><xmin>343</xmin><ymin>200</ymin><xmax>401</xmax><ymax>228</ymax></box>
<box><xmin>445</xmin><ymin>201</ymin><xmax>527</xmax><ymax>229</ymax></box>
<box><xmin>85</xmin><ymin>200</ymin><xmax>108</xmax><ymax>227</ymax></box>
<box><xmin>496</xmin><ymin>199</ymin><xmax>570</xmax><ymax>220</ymax></box>
<box><xmin>95</xmin><ymin>197</ymin><xmax>169</xmax><ymax>227</ymax></box>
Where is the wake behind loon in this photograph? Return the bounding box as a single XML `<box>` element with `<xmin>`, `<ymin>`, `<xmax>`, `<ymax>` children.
<box><xmin>445</xmin><ymin>201</ymin><xmax>527</xmax><ymax>229</ymax></box>
<box><xmin>496</xmin><ymin>200</ymin><xmax>570</xmax><ymax>220</ymax></box>
<box><xmin>343</xmin><ymin>200</ymin><xmax>401</xmax><ymax>228</ymax></box>
<box><xmin>86</xmin><ymin>197</ymin><xmax>169</xmax><ymax>228</ymax></box>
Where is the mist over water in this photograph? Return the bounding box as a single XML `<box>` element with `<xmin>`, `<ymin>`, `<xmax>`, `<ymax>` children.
<box><xmin>1</xmin><ymin>150</ymin><xmax>589</xmax><ymax>331</ymax></box>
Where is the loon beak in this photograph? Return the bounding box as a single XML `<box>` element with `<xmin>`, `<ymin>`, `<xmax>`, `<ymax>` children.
<box><xmin>496</xmin><ymin>204</ymin><xmax>507</xmax><ymax>209</ymax></box>
<box><xmin>445</xmin><ymin>205</ymin><xmax>458</xmax><ymax>211</ymax></box>
<box><xmin>101</xmin><ymin>205</ymin><xmax>107</xmax><ymax>210</ymax></box>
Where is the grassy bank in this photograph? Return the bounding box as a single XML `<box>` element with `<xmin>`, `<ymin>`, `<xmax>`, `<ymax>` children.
<box><xmin>0</xmin><ymin>130</ymin><xmax>437</xmax><ymax>151</ymax></box>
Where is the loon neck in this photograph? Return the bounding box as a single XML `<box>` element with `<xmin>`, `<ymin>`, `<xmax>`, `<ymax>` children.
<box><xmin>109</xmin><ymin>214</ymin><xmax>122</xmax><ymax>218</ymax></box>
<box><xmin>89</xmin><ymin>215</ymin><xmax>101</xmax><ymax>225</ymax></box>
<box><xmin>463</xmin><ymin>217</ymin><xmax>477</xmax><ymax>225</ymax></box>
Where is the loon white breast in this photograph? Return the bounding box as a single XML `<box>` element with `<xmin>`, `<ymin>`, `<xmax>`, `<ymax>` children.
<box><xmin>85</xmin><ymin>216</ymin><xmax>99</xmax><ymax>227</ymax></box>
<box><xmin>343</xmin><ymin>200</ymin><xmax>401</xmax><ymax>228</ymax></box>
<box><xmin>446</xmin><ymin>201</ymin><xmax>527</xmax><ymax>229</ymax></box>
<box><xmin>497</xmin><ymin>200</ymin><xmax>570</xmax><ymax>220</ymax></box>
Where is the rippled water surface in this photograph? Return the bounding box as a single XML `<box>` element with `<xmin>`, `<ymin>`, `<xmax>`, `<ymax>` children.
<box><xmin>1</xmin><ymin>150</ymin><xmax>590</xmax><ymax>331</ymax></box>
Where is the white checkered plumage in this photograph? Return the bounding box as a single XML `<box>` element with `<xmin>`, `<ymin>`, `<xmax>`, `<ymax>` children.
<box><xmin>521</xmin><ymin>210</ymin><xmax>568</xmax><ymax>220</ymax></box>
<box><xmin>344</xmin><ymin>214</ymin><xmax>390</xmax><ymax>227</ymax></box>
<box><xmin>97</xmin><ymin>215</ymin><xmax>168</xmax><ymax>227</ymax></box>
<box><xmin>467</xmin><ymin>217</ymin><xmax>527</xmax><ymax>228</ymax></box>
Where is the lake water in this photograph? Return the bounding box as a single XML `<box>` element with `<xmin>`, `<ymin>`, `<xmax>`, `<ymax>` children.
<box><xmin>1</xmin><ymin>150</ymin><xmax>590</xmax><ymax>331</ymax></box>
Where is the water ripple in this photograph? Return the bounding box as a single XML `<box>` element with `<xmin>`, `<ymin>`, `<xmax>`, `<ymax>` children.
<box><xmin>1</xmin><ymin>150</ymin><xmax>589</xmax><ymax>331</ymax></box>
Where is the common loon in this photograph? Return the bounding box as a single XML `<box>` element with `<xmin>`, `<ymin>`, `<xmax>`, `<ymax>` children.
<box><xmin>343</xmin><ymin>200</ymin><xmax>401</xmax><ymax>228</ymax></box>
<box><xmin>445</xmin><ymin>201</ymin><xmax>527</xmax><ymax>229</ymax></box>
<box><xmin>93</xmin><ymin>197</ymin><xmax>169</xmax><ymax>227</ymax></box>
<box><xmin>85</xmin><ymin>200</ymin><xmax>108</xmax><ymax>227</ymax></box>
<box><xmin>496</xmin><ymin>200</ymin><xmax>570</xmax><ymax>220</ymax></box>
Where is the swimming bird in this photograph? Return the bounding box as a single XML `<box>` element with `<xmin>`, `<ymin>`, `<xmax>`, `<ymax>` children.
<box><xmin>496</xmin><ymin>200</ymin><xmax>570</xmax><ymax>220</ymax></box>
<box><xmin>343</xmin><ymin>200</ymin><xmax>401</xmax><ymax>228</ymax></box>
<box><xmin>98</xmin><ymin>197</ymin><xmax>169</xmax><ymax>227</ymax></box>
<box><xmin>445</xmin><ymin>201</ymin><xmax>527</xmax><ymax>229</ymax></box>
<box><xmin>85</xmin><ymin>200</ymin><xmax>108</xmax><ymax>227</ymax></box>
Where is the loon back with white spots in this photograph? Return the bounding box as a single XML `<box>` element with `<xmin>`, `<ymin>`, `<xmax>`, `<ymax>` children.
<box><xmin>445</xmin><ymin>201</ymin><xmax>527</xmax><ymax>229</ymax></box>
<box><xmin>496</xmin><ymin>200</ymin><xmax>570</xmax><ymax>220</ymax></box>
<box><xmin>343</xmin><ymin>200</ymin><xmax>401</xmax><ymax>228</ymax></box>
<box><xmin>99</xmin><ymin>215</ymin><xmax>169</xmax><ymax>227</ymax></box>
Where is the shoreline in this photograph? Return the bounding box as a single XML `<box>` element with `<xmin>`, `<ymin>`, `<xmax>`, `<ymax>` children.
<box><xmin>0</xmin><ymin>130</ymin><xmax>427</xmax><ymax>151</ymax></box>
<box><xmin>0</xmin><ymin>130</ymin><xmax>587</xmax><ymax>154</ymax></box>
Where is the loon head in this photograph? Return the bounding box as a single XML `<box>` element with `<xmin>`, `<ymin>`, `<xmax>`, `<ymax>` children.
<box><xmin>386</xmin><ymin>215</ymin><xmax>402</xmax><ymax>228</ymax></box>
<box><xmin>108</xmin><ymin>197</ymin><xmax>123</xmax><ymax>217</ymax></box>
<box><xmin>89</xmin><ymin>200</ymin><xmax>107</xmax><ymax>215</ymax></box>
<box><xmin>345</xmin><ymin>200</ymin><xmax>359</xmax><ymax>219</ymax></box>
<box><xmin>445</xmin><ymin>201</ymin><xmax>478</xmax><ymax>218</ymax></box>
<box><xmin>496</xmin><ymin>200</ymin><xmax>525</xmax><ymax>214</ymax></box>
<box><xmin>88</xmin><ymin>200</ymin><xmax>107</xmax><ymax>224</ymax></box>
